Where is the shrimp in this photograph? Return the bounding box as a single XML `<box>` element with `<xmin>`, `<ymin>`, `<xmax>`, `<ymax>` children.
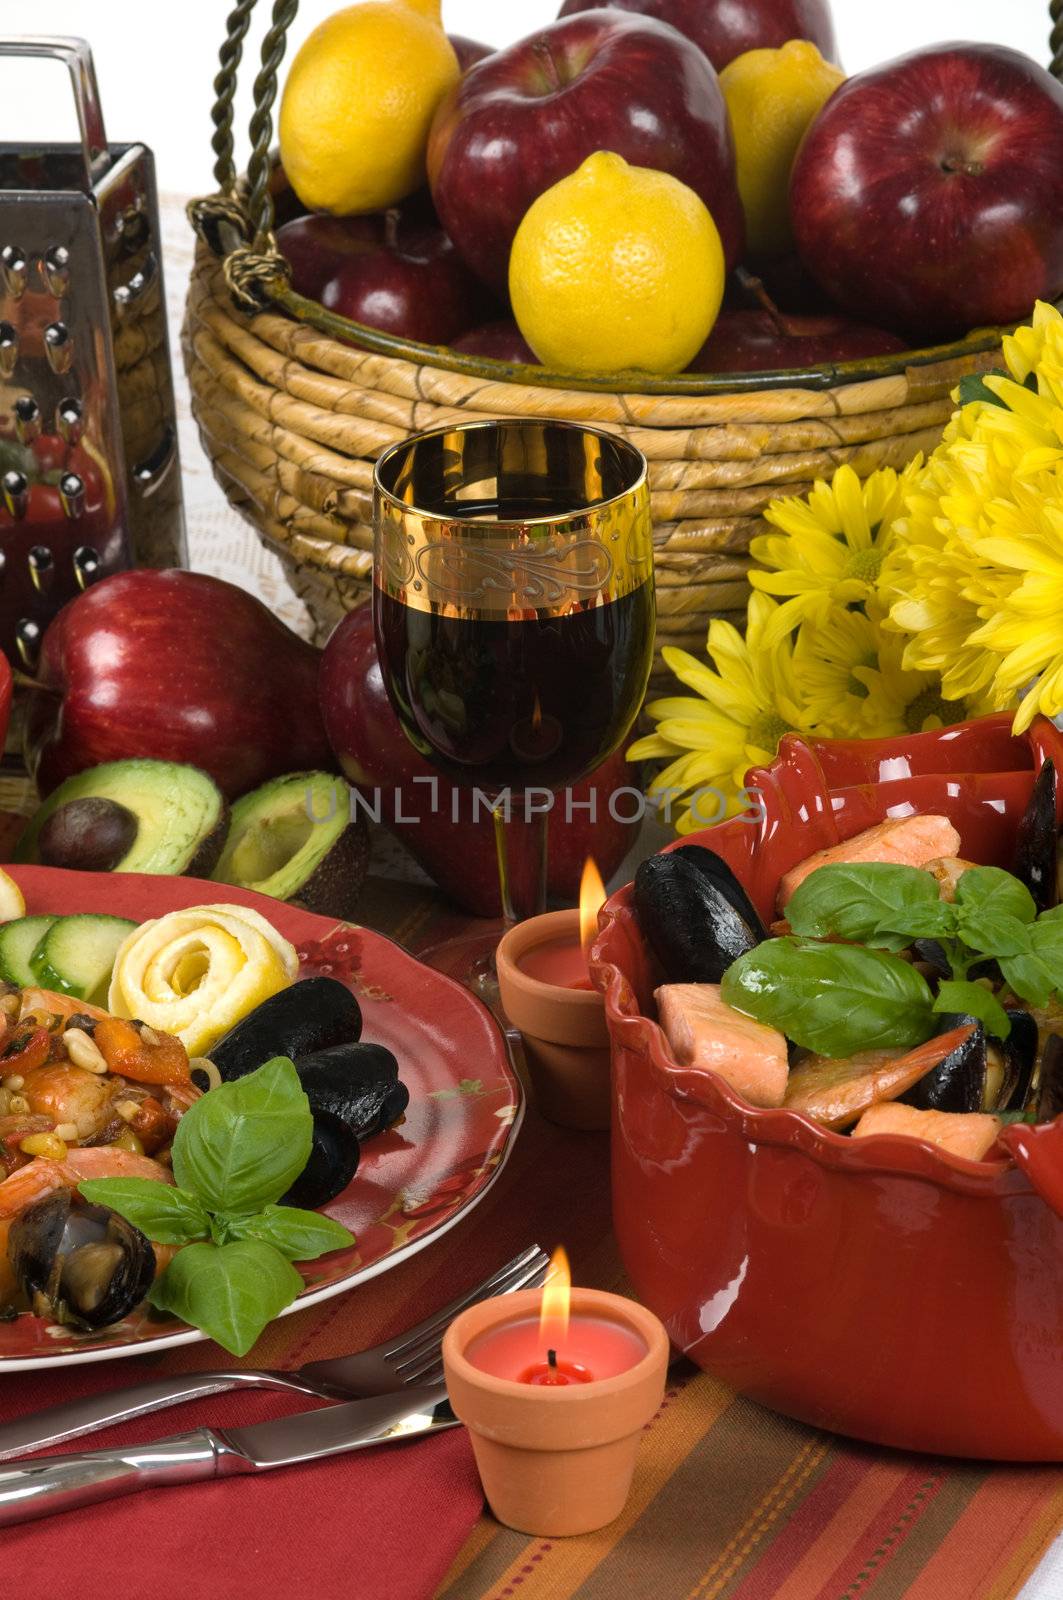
<box><xmin>18</xmin><ymin>989</ymin><xmax>110</xmax><ymax>1026</ymax></box>
<box><xmin>21</xmin><ymin>1063</ymin><xmax>118</xmax><ymax>1142</ymax></box>
<box><xmin>0</xmin><ymin>1145</ymin><xmax>171</xmax><ymax>1218</ymax></box>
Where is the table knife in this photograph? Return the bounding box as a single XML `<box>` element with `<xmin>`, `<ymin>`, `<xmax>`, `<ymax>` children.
<box><xmin>0</xmin><ymin>1381</ymin><xmax>455</xmax><ymax>1528</ymax></box>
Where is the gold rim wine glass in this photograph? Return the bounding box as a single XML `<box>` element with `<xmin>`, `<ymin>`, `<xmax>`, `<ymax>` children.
<box><xmin>373</xmin><ymin>418</ymin><xmax>654</xmax><ymax>985</ymax></box>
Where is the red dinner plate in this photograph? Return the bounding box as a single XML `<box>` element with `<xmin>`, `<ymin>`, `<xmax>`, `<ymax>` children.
<box><xmin>0</xmin><ymin>867</ymin><xmax>523</xmax><ymax>1369</ymax></box>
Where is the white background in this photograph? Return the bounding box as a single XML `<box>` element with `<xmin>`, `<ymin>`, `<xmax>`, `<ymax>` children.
<box><xmin>0</xmin><ymin>1</ymin><xmax>1055</xmax><ymax>197</ymax></box>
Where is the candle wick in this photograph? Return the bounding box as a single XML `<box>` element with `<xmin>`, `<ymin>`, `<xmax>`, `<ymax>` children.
<box><xmin>547</xmin><ymin>1348</ymin><xmax>557</xmax><ymax>1369</ymax></box>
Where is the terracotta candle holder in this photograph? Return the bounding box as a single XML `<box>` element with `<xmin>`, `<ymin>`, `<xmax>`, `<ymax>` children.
<box><xmin>496</xmin><ymin>909</ymin><xmax>611</xmax><ymax>1131</ymax></box>
<box><xmin>443</xmin><ymin>1286</ymin><xmax>668</xmax><ymax>1537</ymax></box>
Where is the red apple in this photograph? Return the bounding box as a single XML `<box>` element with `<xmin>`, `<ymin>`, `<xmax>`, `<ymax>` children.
<box><xmin>689</xmin><ymin>308</ymin><xmax>906</xmax><ymax>372</ymax></box>
<box><xmin>427</xmin><ymin>10</ymin><xmax>744</xmax><ymax>294</ymax></box>
<box><xmin>557</xmin><ymin>0</ymin><xmax>836</xmax><ymax>72</ymax></box>
<box><xmin>26</xmin><ymin>571</ymin><xmax>333</xmax><ymax>800</ymax></box>
<box><xmin>319</xmin><ymin>605</ymin><xmax>639</xmax><ymax>916</ymax></box>
<box><xmin>790</xmin><ymin>44</ymin><xmax>1063</xmax><ymax>341</ymax></box>
<box><xmin>449</xmin><ymin>34</ymin><xmax>494</xmax><ymax>71</ymax></box>
<box><xmin>451</xmin><ymin>319</ymin><xmax>540</xmax><ymax>363</ymax></box>
<box><xmin>276</xmin><ymin>211</ymin><xmax>487</xmax><ymax>345</ymax></box>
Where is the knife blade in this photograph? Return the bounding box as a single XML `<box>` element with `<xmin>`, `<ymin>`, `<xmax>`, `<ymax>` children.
<box><xmin>0</xmin><ymin>1382</ymin><xmax>455</xmax><ymax>1528</ymax></box>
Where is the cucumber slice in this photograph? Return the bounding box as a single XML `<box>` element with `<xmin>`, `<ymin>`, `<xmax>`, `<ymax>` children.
<box><xmin>0</xmin><ymin>916</ymin><xmax>59</xmax><ymax>987</ymax></box>
<box><xmin>31</xmin><ymin>914</ymin><xmax>138</xmax><ymax>1004</ymax></box>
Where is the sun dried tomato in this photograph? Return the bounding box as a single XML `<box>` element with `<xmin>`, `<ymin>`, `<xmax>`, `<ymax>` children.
<box><xmin>94</xmin><ymin>1018</ymin><xmax>191</xmax><ymax>1086</ymax></box>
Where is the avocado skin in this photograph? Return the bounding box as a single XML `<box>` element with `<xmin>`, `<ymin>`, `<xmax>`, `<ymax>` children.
<box><xmin>211</xmin><ymin>771</ymin><xmax>369</xmax><ymax>919</ymax></box>
<box><xmin>186</xmin><ymin>804</ymin><xmax>231</xmax><ymax>879</ymax></box>
<box><xmin>211</xmin><ymin>976</ymin><xmax>364</xmax><ymax>1082</ymax></box>
<box><xmin>286</xmin><ymin>813</ymin><xmax>369</xmax><ymax>921</ymax></box>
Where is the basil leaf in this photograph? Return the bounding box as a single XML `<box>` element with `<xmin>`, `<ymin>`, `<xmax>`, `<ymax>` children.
<box><xmin>721</xmin><ymin>937</ymin><xmax>934</xmax><ymax>1057</ymax></box>
<box><xmin>148</xmin><ymin>1239</ymin><xmax>303</xmax><ymax>1356</ymax></box>
<box><xmin>998</xmin><ymin>952</ymin><xmax>1055</xmax><ymax>1008</ymax></box>
<box><xmin>932</xmin><ymin>981</ymin><xmax>1012</xmax><ymax>1040</ymax></box>
<box><xmin>955</xmin><ymin>909</ymin><xmax>1032</xmax><ymax>961</ymax></box>
<box><xmin>954</xmin><ymin>867</ymin><xmax>1037</xmax><ymax>925</ymax></box>
<box><xmin>889</xmin><ymin>901</ymin><xmax>957</xmax><ymax>941</ymax></box>
<box><xmin>786</xmin><ymin>863</ymin><xmax>943</xmax><ymax>949</ymax></box>
<box><xmin>77</xmin><ymin>1179</ymin><xmax>210</xmax><ymax>1245</ymax></box>
<box><xmin>171</xmin><ymin>1057</ymin><xmax>313</xmax><ymax>1215</ymax></box>
<box><xmin>219</xmin><ymin>1205</ymin><xmax>354</xmax><ymax>1261</ymax></box>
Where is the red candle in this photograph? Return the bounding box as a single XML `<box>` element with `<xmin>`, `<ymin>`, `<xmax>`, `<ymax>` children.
<box><xmin>518</xmin><ymin>936</ymin><xmax>594</xmax><ymax>991</ymax></box>
<box><xmin>466</xmin><ymin>1313</ymin><xmax>648</xmax><ymax>1385</ymax></box>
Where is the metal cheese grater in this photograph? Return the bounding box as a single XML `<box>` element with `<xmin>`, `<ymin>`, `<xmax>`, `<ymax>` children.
<box><xmin>0</xmin><ymin>35</ymin><xmax>186</xmax><ymax>671</ymax></box>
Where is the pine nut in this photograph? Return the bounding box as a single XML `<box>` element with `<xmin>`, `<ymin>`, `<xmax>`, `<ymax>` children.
<box><xmin>19</xmin><ymin>1132</ymin><xmax>67</xmax><ymax>1160</ymax></box>
<box><xmin>54</xmin><ymin>1122</ymin><xmax>79</xmax><ymax>1143</ymax></box>
<box><xmin>138</xmin><ymin>1025</ymin><xmax>161</xmax><ymax>1047</ymax></box>
<box><xmin>8</xmin><ymin>1094</ymin><xmax>29</xmax><ymax>1115</ymax></box>
<box><xmin>64</xmin><ymin>1029</ymin><xmax>108</xmax><ymax>1074</ymax></box>
<box><xmin>2</xmin><ymin>1074</ymin><xmax>24</xmax><ymax>1091</ymax></box>
<box><xmin>115</xmin><ymin>1099</ymin><xmax>140</xmax><ymax>1123</ymax></box>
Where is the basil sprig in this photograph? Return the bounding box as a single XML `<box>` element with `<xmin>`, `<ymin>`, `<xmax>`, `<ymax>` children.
<box><xmin>80</xmin><ymin>1058</ymin><xmax>353</xmax><ymax>1355</ymax></box>
<box><xmin>723</xmin><ymin>862</ymin><xmax>1063</xmax><ymax>1060</ymax></box>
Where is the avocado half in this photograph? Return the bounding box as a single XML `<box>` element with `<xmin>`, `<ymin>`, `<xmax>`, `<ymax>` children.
<box><xmin>16</xmin><ymin>759</ymin><xmax>229</xmax><ymax>877</ymax></box>
<box><xmin>211</xmin><ymin>771</ymin><xmax>369</xmax><ymax>918</ymax></box>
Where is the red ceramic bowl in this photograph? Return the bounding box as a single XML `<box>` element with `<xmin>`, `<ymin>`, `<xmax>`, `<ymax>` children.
<box><xmin>593</xmin><ymin>714</ymin><xmax>1063</xmax><ymax>1460</ymax></box>
<box><xmin>0</xmin><ymin>651</ymin><xmax>11</xmax><ymax>750</ymax></box>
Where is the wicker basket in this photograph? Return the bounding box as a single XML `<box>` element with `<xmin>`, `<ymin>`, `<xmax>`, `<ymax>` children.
<box><xmin>183</xmin><ymin>0</ymin><xmax>1063</xmax><ymax>694</ymax></box>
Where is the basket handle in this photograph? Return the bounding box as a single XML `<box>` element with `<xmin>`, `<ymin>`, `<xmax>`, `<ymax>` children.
<box><xmin>190</xmin><ymin>0</ymin><xmax>298</xmax><ymax>309</ymax></box>
<box><xmin>195</xmin><ymin>0</ymin><xmax>1063</xmax><ymax>311</ymax></box>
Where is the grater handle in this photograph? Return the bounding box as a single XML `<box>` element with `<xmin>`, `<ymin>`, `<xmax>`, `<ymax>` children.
<box><xmin>0</xmin><ymin>36</ymin><xmax>108</xmax><ymax>186</ymax></box>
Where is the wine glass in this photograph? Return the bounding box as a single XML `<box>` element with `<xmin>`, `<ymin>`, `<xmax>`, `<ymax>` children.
<box><xmin>372</xmin><ymin>418</ymin><xmax>654</xmax><ymax>987</ymax></box>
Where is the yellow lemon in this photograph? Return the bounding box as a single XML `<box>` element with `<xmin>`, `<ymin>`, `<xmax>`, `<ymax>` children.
<box><xmin>720</xmin><ymin>40</ymin><xmax>845</xmax><ymax>258</ymax></box>
<box><xmin>279</xmin><ymin>0</ymin><xmax>459</xmax><ymax>215</ymax></box>
<box><xmin>0</xmin><ymin>869</ymin><xmax>25</xmax><ymax>923</ymax></box>
<box><xmin>109</xmin><ymin>904</ymin><xmax>298</xmax><ymax>1057</ymax></box>
<box><xmin>509</xmin><ymin>152</ymin><xmax>725</xmax><ymax>376</ymax></box>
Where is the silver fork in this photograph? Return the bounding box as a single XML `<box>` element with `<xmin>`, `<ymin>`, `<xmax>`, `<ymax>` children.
<box><xmin>0</xmin><ymin>1244</ymin><xmax>549</xmax><ymax>1461</ymax></box>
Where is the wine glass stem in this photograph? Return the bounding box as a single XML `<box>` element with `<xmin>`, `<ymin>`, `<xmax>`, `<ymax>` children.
<box><xmin>493</xmin><ymin>797</ymin><xmax>548</xmax><ymax>926</ymax></box>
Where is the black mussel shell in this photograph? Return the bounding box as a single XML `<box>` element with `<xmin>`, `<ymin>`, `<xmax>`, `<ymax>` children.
<box><xmin>905</xmin><ymin>1015</ymin><xmax>986</xmax><ymax>1113</ymax></box>
<box><xmin>1012</xmin><ymin>759</ymin><xmax>1059</xmax><ymax>913</ymax></box>
<box><xmin>634</xmin><ymin>846</ymin><xmax>767</xmax><ymax>985</ymax></box>
<box><xmin>1037</xmin><ymin>1034</ymin><xmax>1063</xmax><ymax>1123</ymax></box>
<box><xmin>281</xmin><ymin>1042</ymin><xmax>409</xmax><ymax>1209</ymax></box>
<box><xmin>283</xmin><ymin>1113</ymin><xmax>360</xmax><ymax>1210</ymax></box>
<box><xmin>906</xmin><ymin>1010</ymin><xmax>1038</xmax><ymax>1114</ymax></box>
<box><xmin>8</xmin><ymin>1192</ymin><xmax>155</xmax><ymax>1330</ymax></box>
<box><xmin>211</xmin><ymin>977</ymin><xmax>363</xmax><ymax>1082</ymax></box>
<box><xmin>996</xmin><ymin>1011</ymin><xmax>1038</xmax><ymax>1113</ymax></box>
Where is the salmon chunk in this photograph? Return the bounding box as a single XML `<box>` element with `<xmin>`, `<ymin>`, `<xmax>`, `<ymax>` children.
<box><xmin>655</xmin><ymin>983</ymin><xmax>789</xmax><ymax>1108</ymax></box>
<box><xmin>852</xmin><ymin>1101</ymin><xmax>1002</xmax><ymax>1162</ymax></box>
<box><xmin>777</xmin><ymin>815</ymin><xmax>962</xmax><ymax>911</ymax></box>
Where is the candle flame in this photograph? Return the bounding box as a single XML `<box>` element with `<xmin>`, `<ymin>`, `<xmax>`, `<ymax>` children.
<box><xmin>532</xmin><ymin>693</ymin><xmax>542</xmax><ymax>732</ymax></box>
<box><xmin>539</xmin><ymin>1245</ymin><xmax>571</xmax><ymax>1351</ymax></box>
<box><xmin>579</xmin><ymin>857</ymin><xmax>608</xmax><ymax>964</ymax></box>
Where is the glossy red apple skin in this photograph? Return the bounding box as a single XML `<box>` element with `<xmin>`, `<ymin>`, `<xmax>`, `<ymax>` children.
<box><xmin>790</xmin><ymin>44</ymin><xmax>1063</xmax><ymax>341</ymax></box>
<box><xmin>427</xmin><ymin>10</ymin><xmax>744</xmax><ymax>294</ymax></box>
<box><xmin>449</xmin><ymin>34</ymin><xmax>494</xmax><ymax>71</ymax></box>
<box><xmin>26</xmin><ymin>571</ymin><xmax>333</xmax><ymax>801</ymax></box>
<box><xmin>451</xmin><ymin>319</ymin><xmax>539</xmax><ymax>363</ymax></box>
<box><xmin>276</xmin><ymin>213</ymin><xmax>487</xmax><ymax>345</ymax></box>
<box><xmin>557</xmin><ymin>0</ymin><xmax>836</xmax><ymax>72</ymax></box>
<box><xmin>319</xmin><ymin>606</ymin><xmax>639</xmax><ymax>917</ymax></box>
<box><xmin>689</xmin><ymin>308</ymin><xmax>906</xmax><ymax>372</ymax></box>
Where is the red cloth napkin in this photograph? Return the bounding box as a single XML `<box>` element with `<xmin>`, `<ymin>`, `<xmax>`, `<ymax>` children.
<box><xmin>3</xmin><ymin>1361</ymin><xmax>483</xmax><ymax>1597</ymax></box>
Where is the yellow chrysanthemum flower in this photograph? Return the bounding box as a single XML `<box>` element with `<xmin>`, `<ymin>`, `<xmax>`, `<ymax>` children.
<box><xmin>968</xmin><ymin>472</ymin><xmax>1063</xmax><ymax>731</ymax></box>
<box><xmin>791</xmin><ymin>604</ymin><xmax>878</xmax><ymax>736</ymax></box>
<box><xmin>750</xmin><ymin>460</ymin><xmax>922</xmax><ymax>645</ymax></box>
<box><xmin>627</xmin><ymin>592</ymin><xmax>817</xmax><ymax>831</ymax></box>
